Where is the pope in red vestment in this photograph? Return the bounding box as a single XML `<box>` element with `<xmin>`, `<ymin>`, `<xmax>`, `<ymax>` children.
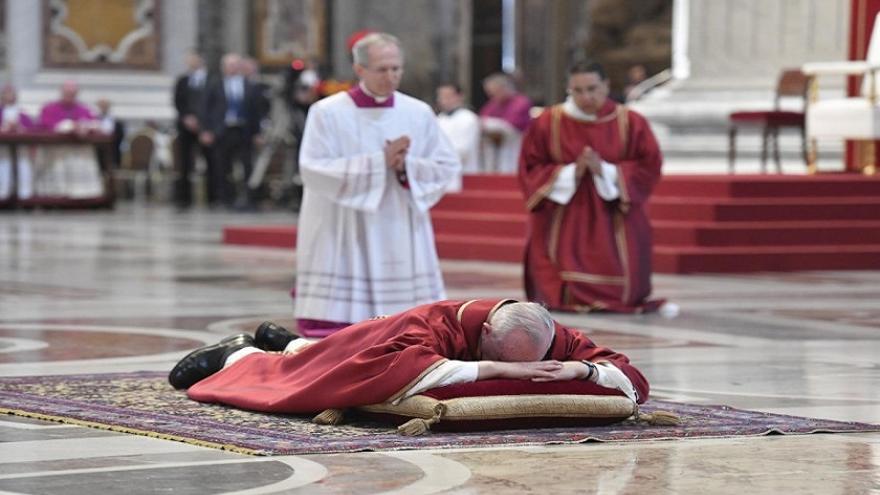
<box><xmin>518</xmin><ymin>61</ymin><xmax>664</xmax><ymax>313</ymax></box>
<box><xmin>187</xmin><ymin>299</ymin><xmax>649</xmax><ymax>413</ymax></box>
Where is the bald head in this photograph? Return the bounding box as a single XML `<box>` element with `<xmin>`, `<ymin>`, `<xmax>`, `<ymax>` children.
<box><xmin>480</xmin><ymin>302</ymin><xmax>555</xmax><ymax>362</ymax></box>
<box><xmin>60</xmin><ymin>81</ymin><xmax>79</xmax><ymax>104</ymax></box>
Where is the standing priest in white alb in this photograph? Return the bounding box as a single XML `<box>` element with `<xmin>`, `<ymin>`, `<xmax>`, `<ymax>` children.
<box><xmin>293</xmin><ymin>32</ymin><xmax>461</xmax><ymax>337</ymax></box>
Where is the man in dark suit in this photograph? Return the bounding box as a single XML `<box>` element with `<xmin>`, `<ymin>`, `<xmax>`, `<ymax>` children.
<box><xmin>200</xmin><ymin>53</ymin><xmax>263</xmax><ymax>210</ymax></box>
<box><xmin>173</xmin><ymin>51</ymin><xmax>214</xmax><ymax>209</ymax></box>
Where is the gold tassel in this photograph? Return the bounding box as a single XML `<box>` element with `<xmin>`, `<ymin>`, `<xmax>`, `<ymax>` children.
<box><xmin>397</xmin><ymin>404</ymin><xmax>446</xmax><ymax>436</ymax></box>
<box><xmin>635</xmin><ymin>408</ymin><xmax>681</xmax><ymax>426</ymax></box>
<box><xmin>312</xmin><ymin>408</ymin><xmax>346</xmax><ymax>425</ymax></box>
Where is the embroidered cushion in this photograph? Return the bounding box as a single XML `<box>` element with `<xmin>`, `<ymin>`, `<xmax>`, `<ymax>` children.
<box><xmin>357</xmin><ymin>379</ymin><xmax>635</xmax><ymax>435</ymax></box>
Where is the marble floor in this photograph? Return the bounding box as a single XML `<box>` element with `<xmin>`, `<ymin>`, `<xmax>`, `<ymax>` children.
<box><xmin>1</xmin><ymin>204</ymin><xmax>879</xmax><ymax>494</ymax></box>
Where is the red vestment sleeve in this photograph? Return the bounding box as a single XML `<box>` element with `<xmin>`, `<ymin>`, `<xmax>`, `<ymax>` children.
<box><xmin>549</xmin><ymin>323</ymin><xmax>650</xmax><ymax>404</ymax></box>
<box><xmin>518</xmin><ymin>111</ymin><xmax>566</xmax><ymax>212</ymax></box>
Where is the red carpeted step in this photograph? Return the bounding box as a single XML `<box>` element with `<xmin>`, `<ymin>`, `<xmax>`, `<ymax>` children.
<box><xmin>461</xmin><ymin>174</ymin><xmax>521</xmax><ymax>191</ymax></box>
<box><xmin>434</xmin><ymin>190</ymin><xmax>526</xmax><ymax>213</ymax></box>
<box><xmin>223</xmin><ymin>225</ymin><xmax>297</xmax><ymax>248</ymax></box>
<box><xmin>431</xmin><ymin>210</ymin><xmax>527</xmax><ymax>238</ymax></box>
<box><xmin>654</xmin><ymin>220</ymin><xmax>880</xmax><ymax>247</ymax></box>
<box><xmin>648</xmin><ymin>196</ymin><xmax>880</xmax><ymax>222</ymax></box>
<box><xmin>434</xmin><ymin>234</ymin><xmax>523</xmax><ymax>262</ymax></box>
<box><xmin>654</xmin><ymin>174</ymin><xmax>880</xmax><ymax>198</ymax></box>
<box><xmin>653</xmin><ymin>244</ymin><xmax>880</xmax><ymax>273</ymax></box>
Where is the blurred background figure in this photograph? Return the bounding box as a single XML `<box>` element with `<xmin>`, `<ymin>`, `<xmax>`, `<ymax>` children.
<box><xmin>173</xmin><ymin>51</ymin><xmax>213</xmax><ymax>210</ymax></box>
<box><xmin>201</xmin><ymin>53</ymin><xmax>263</xmax><ymax>211</ymax></box>
<box><xmin>0</xmin><ymin>84</ymin><xmax>35</xmax><ymax>132</ymax></box>
<box><xmin>95</xmin><ymin>98</ymin><xmax>126</xmax><ymax>170</ymax></box>
<box><xmin>37</xmin><ymin>81</ymin><xmax>103</xmax><ymax>199</ymax></box>
<box><xmin>479</xmin><ymin>73</ymin><xmax>532</xmax><ymax>174</ymax></box>
<box><xmin>0</xmin><ymin>84</ymin><xmax>36</xmax><ymax>201</ymax></box>
<box><xmin>247</xmin><ymin>57</ymin><xmax>321</xmax><ymax>212</ymax></box>
<box><xmin>622</xmin><ymin>64</ymin><xmax>648</xmax><ymax>102</ymax></box>
<box><xmin>436</xmin><ymin>82</ymin><xmax>480</xmax><ymax>191</ymax></box>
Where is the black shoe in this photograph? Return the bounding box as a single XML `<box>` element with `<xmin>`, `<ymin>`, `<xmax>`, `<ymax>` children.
<box><xmin>254</xmin><ymin>321</ymin><xmax>298</xmax><ymax>352</ymax></box>
<box><xmin>168</xmin><ymin>334</ymin><xmax>255</xmax><ymax>390</ymax></box>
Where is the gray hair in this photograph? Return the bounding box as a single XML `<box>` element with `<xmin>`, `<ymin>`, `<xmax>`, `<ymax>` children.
<box><xmin>483</xmin><ymin>72</ymin><xmax>516</xmax><ymax>90</ymax></box>
<box><xmin>488</xmin><ymin>302</ymin><xmax>554</xmax><ymax>348</ymax></box>
<box><xmin>352</xmin><ymin>32</ymin><xmax>403</xmax><ymax>67</ymax></box>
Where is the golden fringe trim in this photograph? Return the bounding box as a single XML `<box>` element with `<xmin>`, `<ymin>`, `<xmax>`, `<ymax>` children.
<box><xmin>0</xmin><ymin>406</ymin><xmax>264</xmax><ymax>456</ymax></box>
<box><xmin>312</xmin><ymin>408</ymin><xmax>346</xmax><ymax>425</ymax></box>
<box><xmin>633</xmin><ymin>406</ymin><xmax>680</xmax><ymax>426</ymax></box>
<box><xmin>397</xmin><ymin>403</ymin><xmax>446</xmax><ymax>436</ymax></box>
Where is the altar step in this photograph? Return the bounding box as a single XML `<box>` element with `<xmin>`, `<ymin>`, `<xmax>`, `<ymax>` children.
<box><xmin>222</xmin><ymin>173</ymin><xmax>880</xmax><ymax>273</ymax></box>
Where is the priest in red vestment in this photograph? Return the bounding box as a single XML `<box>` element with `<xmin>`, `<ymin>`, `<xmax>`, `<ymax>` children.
<box><xmin>519</xmin><ymin>60</ymin><xmax>665</xmax><ymax>314</ymax></box>
<box><xmin>172</xmin><ymin>299</ymin><xmax>649</xmax><ymax>415</ymax></box>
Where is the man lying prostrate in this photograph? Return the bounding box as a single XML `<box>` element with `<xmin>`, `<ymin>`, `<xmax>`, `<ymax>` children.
<box><xmin>169</xmin><ymin>299</ymin><xmax>648</xmax><ymax>414</ymax></box>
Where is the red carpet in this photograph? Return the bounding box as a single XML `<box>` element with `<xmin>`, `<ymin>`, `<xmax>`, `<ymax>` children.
<box><xmin>223</xmin><ymin>173</ymin><xmax>880</xmax><ymax>273</ymax></box>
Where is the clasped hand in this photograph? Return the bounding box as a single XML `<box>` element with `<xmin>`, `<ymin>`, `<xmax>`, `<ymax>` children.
<box><xmin>384</xmin><ymin>135</ymin><xmax>410</xmax><ymax>172</ymax></box>
<box><xmin>499</xmin><ymin>360</ymin><xmax>588</xmax><ymax>382</ymax></box>
<box><xmin>575</xmin><ymin>145</ymin><xmax>603</xmax><ymax>177</ymax></box>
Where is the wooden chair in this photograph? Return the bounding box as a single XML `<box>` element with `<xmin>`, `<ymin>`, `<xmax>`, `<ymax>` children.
<box><xmin>118</xmin><ymin>133</ymin><xmax>155</xmax><ymax>200</ymax></box>
<box><xmin>728</xmin><ymin>69</ymin><xmax>809</xmax><ymax>173</ymax></box>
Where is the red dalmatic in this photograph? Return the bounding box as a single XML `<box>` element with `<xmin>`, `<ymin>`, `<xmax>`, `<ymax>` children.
<box><xmin>187</xmin><ymin>299</ymin><xmax>650</xmax><ymax>413</ymax></box>
<box><xmin>519</xmin><ymin>100</ymin><xmax>664</xmax><ymax>313</ymax></box>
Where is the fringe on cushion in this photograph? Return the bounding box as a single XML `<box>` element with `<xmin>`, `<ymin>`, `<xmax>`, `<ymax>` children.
<box><xmin>312</xmin><ymin>408</ymin><xmax>346</xmax><ymax>425</ymax></box>
<box><xmin>634</xmin><ymin>406</ymin><xmax>680</xmax><ymax>426</ymax></box>
<box><xmin>397</xmin><ymin>403</ymin><xmax>446</xmax><ymax>436</ymax></box>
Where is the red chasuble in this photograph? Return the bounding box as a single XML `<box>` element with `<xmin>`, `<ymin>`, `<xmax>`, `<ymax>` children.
<box><xmin>519</xmin><ymin>100</ymin><xmax>664</xmax><ymax>313</ymax></box>
<box><xmin>187</xmin><ymin>299</ymin><xmax>650</xmax><ymax>412</ymax></box>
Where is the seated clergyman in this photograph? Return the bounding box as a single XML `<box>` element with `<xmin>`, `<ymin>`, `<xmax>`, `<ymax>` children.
<box><xmin>170</xmin><ymin>299</ymin><xmax>648</xmax><ymax>413</ymax></box>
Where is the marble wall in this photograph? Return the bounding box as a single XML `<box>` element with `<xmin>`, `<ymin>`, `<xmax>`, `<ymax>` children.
<box><xmin>5</xmin><ymin>0</ymin><xmax>197</xmax><ymax>123</ymax></box>
<box><xmin>328</xmin><ymin>0</ymin><xmax>468</xmax><ymax>103</ymax></box>
<box><xmin>681</xmin><ymin>0</ymin><xmax>849</xmax><ymax>88</ymax></box>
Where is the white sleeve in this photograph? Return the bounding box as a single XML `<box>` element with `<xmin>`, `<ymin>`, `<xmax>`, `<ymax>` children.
<box><xmin>589</xmin><ymin>361</ymin><xmax>637</xmax><ymax>403</ymax></box>
<box><xmin>298</xmin><ymin>105</ymin><xmax>388</xmax><ymax>212</ymax></box>
<box><xmin>403</xmin><ymin>115</ymin><xmax>462</xmax><ymax>213</ymax></box>
<box><xmin>592</xmin><ymin>161</ymin><xmax>620</xmax><ymax>201</ymax></box>
<box><xmin>547</xmin><ymin>163</ymin><xmax>578</xmax><ymax>204</ymax></box>
<box><xmin>396</xmin><ymin>360</ymin><xmax>479</xmax><ymax>403</ymax></box>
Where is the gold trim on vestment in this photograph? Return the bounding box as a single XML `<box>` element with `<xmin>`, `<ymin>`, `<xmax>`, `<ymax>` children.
<box><xmin>387</xmin><ymin>358</ymin><xmax>450</xmax><ymax>404</ymax></box>
<box><xmin>615</xmin><ymin>107</ymin><xmax>632</xmax><ymax>214</ymax></box>
<box><xmin>525</xmin><ymin>106</ymin><xmax>568</xmax><ymax>211</ymax></box>
<box><xmin>616</xmin><ymin>105</ymin><xmax>630</xmax><ymax>159</ymax></box>
<box><xmin>561</xmin><ymin>271</ymin><xmax>625</xmax><ymax>285</ymax></box>
<box><xmin>525</xmin><ymin>166</ymin><xmax>566</xmax><ymax>211</ymax></box>
<box><xmin>547</xmin><ymin>205</ymin><xmax>565</xmax><ymax>265</ymax></box>
<box><xmin>616</xmin><ymin>165</ymin><xmax>631</xmax><ymax>214</ymax></box>
<box><xmin>613</xmin><ymin>212</ymin><xmax>631</xmax><ymax>304</ymax></box>
<box><xmin>456</xmin><ymin>299</ymin><xmax>478</xmax><ymax>325</ymax></box>
<box><xmin>550</xmin><ymin>105</ymin><xmax>564</xmax><ymax>162</ymax></box>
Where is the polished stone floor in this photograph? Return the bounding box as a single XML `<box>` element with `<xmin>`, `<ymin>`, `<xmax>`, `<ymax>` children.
<box><xmin>1</xmin><ymin>204</ymin><xmax>879</xmax><ymax>494</ymax></box>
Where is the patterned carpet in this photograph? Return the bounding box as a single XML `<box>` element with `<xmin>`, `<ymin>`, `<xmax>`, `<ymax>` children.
<box><xmin>0</xmin><ymin>372</ymin><xmax>876</xmax><ymax>456</ymax></box>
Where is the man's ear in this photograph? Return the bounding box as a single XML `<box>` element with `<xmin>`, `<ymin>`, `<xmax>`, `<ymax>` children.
<box><xmin>353</xmin><ymin>63</ymin><xmax>365</xmax><ymax>79</ymax></box>
<box><xmin>482</xmin><ymin>322</ymin><xmax>493</xmax><ymax>336</ymax></box>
